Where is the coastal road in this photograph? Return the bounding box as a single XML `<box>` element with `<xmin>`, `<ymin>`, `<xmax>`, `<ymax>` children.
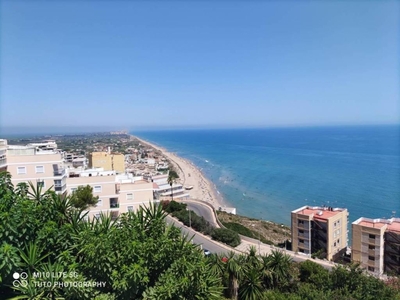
<box><xmin>166</xmin><ymin>216</ymin><xmax>232</xmax><ymax>255</ymax></box>
<box><xmin>166</xmin><ymin>216</ymin><xmax>334</xmax><ymax>270</ymax></box>
<box><xmin>181</xmin><ymin>200</ymin><xmax>219</xmax><ymax>227</ymax></box>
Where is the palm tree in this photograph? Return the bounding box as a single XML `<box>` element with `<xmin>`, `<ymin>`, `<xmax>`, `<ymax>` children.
<box><xmin>207</xmin><ymin>253</ymin><xmax>227</xmax><ymax>278</ymax></box>
<box><xmin>167</xmin><ymin>170</ymin><xmax>179</xmax><ymax>201</ymax></box>
<box><xmin>225</xmin><ymin>251</ymin><xmax>243</xmax><ymax>300</ymax></box>
<box><xmin>239</xmin><ymin>267</ymin><xmax>264</xmax><ymax>300</ymax></box>
<box><xmin>266</xmin><ymin>250</ymin><xmax>293</xmax><ymax>288</ymax></box>
<box><xmin>27</xmin><ymin>181</ymin><xmax>52</xmax><ymax>204</ymax></box>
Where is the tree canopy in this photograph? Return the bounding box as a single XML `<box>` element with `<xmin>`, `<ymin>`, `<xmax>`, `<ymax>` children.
<box><xmin>69</xmin><ymin>185</ymin><xmax>99</xmax><ymax>210</ymax></box>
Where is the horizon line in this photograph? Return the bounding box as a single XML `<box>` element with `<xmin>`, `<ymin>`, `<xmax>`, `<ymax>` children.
<box><xmin>0</xmin><ymin>122</ymin><xmax>399</xmax><ymax>138</ymax></box>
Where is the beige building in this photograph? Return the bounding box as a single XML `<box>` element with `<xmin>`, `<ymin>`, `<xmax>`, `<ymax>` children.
<box><xmin>4</xmin><ymin>142</ymin><xmax>67</xmax><ymax>194</ymax></box>
<box><xmin>67</xmin><ymin>169</ymin><xmax>154</xmax><ymax>220</ymax></box>
<box><xmin>291</xmin><ymin>206</ymin><xmax>349</xmax><ymax>261</ymax></box>
<box><xmin>0</xmin><ymin>139</ymin><xmax>7</xmax><ymax>172</ymax></box>
<box><xmin>89</xmin><ymin>152</ymin><xmax>125</xmax><ymax>173</ymax></box>
<box><xmin>352</xmin><ymin>217</ymin><xmax>400</xmax><ymax>275</ymax></box>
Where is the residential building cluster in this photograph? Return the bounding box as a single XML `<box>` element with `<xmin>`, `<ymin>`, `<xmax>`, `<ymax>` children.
<box><xmin>0</xmin><ymin>138</ymin><xmax>186</xmax><ymax>221</ymax></box>
<box><xmin>291</xmin><ymin>205</ymin><xmax>400</xmax><ymax>276</ymax></box>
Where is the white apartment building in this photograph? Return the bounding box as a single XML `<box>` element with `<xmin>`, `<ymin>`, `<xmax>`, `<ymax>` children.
<box><xmin>0</xmin><ymin>139</ymin><xmax>158</xmax><ymax>219</ymax></box>
<box><xmin>0</xmin><ymin>139</ymin><xmax>7</xmax><ymax>172</ymax></box>
<box><xmin>4</xmin><ymin>141</ymin><xmax>67</xmax><ymax>194</ymax></box>
<box><xmin>67</xmin><ymin>168</ymin><xmax>155</xmax><ymax>220</ymax></box>
<box><xmin>152</xmin><ymin>174</ymin><xmax>189</xmax><ymax>200</ymax></box>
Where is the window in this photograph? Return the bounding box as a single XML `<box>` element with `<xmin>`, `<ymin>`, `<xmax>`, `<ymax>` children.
<box><xmin>96</xmin><ymin>199</ymin><xmax>103</xmax><ymax>207</ymax></box>
<box><xmin>93</xmin><ymin>185</ymin><xmax>102</xmax><ymax>193</ymax></box>
<box><xmin>94</xmin><ymin>213</ymin><xmax>101</xmax><ymax>219</ymax></box>
<box><xmin>334</xmin><ymin>221</ymin><xmax>337</xmax><ymax>227</ymax></box>
<box><xmin>299</xmin><ymin>239</ymin><xmax>304</xmax><ymax>243</ymax></box>
<box><xmin>37</xmin><ymin>181</ymin><xmax>45</xmax><ymax>188</ymax></box>
<box><xmin>127</xmin><ymin>193</ymin><xmax>133</xmax><ymax>200</ymax></box>
<box><xmin>299</xmin><ymin>248</ymin><xmax>304</xmax><ymax>253</ymax></box>
<box><xmin>299</xmin><ymin>229</ymin><xmax>304</xmax><ymax>234</ymax></box>
<box><xmin>298</xmin><ymin>220</ymin><xmax>304</xmax><ymax>225</ymax></box>
<box><xmin>368</xmin><ymin>266</ymin><xmax>374</xmax><ymax>272</ymax></box>
<box><xmin>71</xmin><ymin>187</ymin><xmax>77</xmax><ymax>193</ymax></box>
<box><xmin>368</xmin><ymin>256</ymin><xmax>375</xmax><ymax>261</ymax></box>
<box><xmin>17</xmin><ymin>166</ymin><xmax>26</xmax><ymax>174</ymax></box>
<box><xmin>369</xmin><ymin>234</ymin><xmax>376</xmax><ymax>239</ymax></box>
<box><xmin>127</xmin><ymin>206</ymin><xmax>134</xmax><ymax>212</ymax></box>
<box><xmin>334</xmin><ymin>242</ymin><xmax>336</xmax><ymax>247</ymax></box>
<box><xmin>35</xmin><ymin>166</ymin><xmax>44</xmax><ymax>173</ymax></box>
<box><xmin>369</xmin><ymin>245</ymin><xmax>375</xmax><ymax>250</ymax></box>
<box><xmin>337</xmin><ymin>239</ymin><xmax>340</xmax><ymax>244</ymax></box>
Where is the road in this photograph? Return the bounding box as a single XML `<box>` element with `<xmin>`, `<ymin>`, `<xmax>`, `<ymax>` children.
<box><xmin>182</xmin><ymin>200</ymin><xmax>219</xmax><ymax>227</ymax></box>
<box><xmin>166</xmin><ymin>216</ymin><xmax>231</xmax><ymax>255</ymax></box>
<box><xmin>168</xmin><ymin>201</ymin><xmax>335</xmax><ymax>270</ymax></box>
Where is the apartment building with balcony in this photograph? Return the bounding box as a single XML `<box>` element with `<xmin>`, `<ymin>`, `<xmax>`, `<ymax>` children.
<box><xmin>67</xmin><ymin>168</ymin><xmax>154</xmax><ymax>220</ymax></box>
<box><xmin>352</xmin><ymin>217</ymin><xmax>400</xmax><ymax>275</ymax></box>
<box><xmin>151</xmin><ymin>174</ymin><xmax>190</xmax><ymax>200</ymax></box>
<box><xmin>89</xmin><ymin>152</ymin><xmax>125</xmax><ymax>173</ymax></box>
<box><xmin>0</xmin><ymin>139</ymin><xmax>7</xmax><ymax>172</ymax></box>
<box><xmin>4</xmin><ymin>142</ymin><xmax>67</xmax><ymax>194</ymax></box>
<box><xmin>291</xmin><ymin>206</ymin><xmax>349</xmax><ymax>261</ymax></box>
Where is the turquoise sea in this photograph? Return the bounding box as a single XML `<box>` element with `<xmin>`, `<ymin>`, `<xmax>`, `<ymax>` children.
<box><xmin>133</xmin><ymin>125</ymin><xmax>400</xmax><ymax>227</ymax></box>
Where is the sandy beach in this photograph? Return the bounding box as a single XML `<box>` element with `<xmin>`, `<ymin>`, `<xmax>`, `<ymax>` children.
<box><xmin>132</xmin><ymin>135</ymin><xmax>226</xmax><ymax>209</ymax></box>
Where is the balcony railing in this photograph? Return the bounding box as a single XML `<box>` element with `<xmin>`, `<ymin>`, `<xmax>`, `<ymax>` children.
<box><xmin>55</xmin><ymin>184</ymin><xmax>67</xmax><ymax>192</ymax></box>
<box><xmin>54</xmin><ymin>169</ymin><xmax>66</xmax><ymax>176</ymax></box>
<box><xmin>110</xmin><ymin>203</ymin><xmax>120</xmax><ymax>208</ymax></box>
<box><xmin>0</xmin><ymin>158</ymin><xmax>6</xmax><ymax>167</ymax></box>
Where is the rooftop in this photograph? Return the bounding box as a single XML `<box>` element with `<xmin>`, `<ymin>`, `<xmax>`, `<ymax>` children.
<box><xmin>353</xmin><ymin>217</ymin><xmax>400</xmax><ymax>233</ymax></box>
<box><xmin>293</xmin><ymin>205</ymin><xmax>347</xmax><ymax>220</ymax></box>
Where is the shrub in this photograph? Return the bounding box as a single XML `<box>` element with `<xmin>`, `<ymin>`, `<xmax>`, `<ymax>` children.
<box><xmin>222</xmin><ymin>222</ymin><xmax>256</xmax><ymax>238</ymax></box>
<box><xmin>211</xmin><ymin>228</ymin><xmax>241</xmax><ymax>247</ymax></box>
<box><xmin>162</xmin><ymin>200</ymin><xmax>187</xmax><ymax>213</ymax></box>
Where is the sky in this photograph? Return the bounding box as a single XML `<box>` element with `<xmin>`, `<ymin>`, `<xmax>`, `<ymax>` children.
<box><xmin>0</xmin><ymin>0</ymin><xmax>399</xmax><ymax>132</ymax></box>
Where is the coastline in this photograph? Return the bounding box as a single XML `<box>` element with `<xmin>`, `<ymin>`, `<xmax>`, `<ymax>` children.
<box><xmin>131</xmin><ymin>134</ymin><xmax>228</xmax><ymax>210</ymax></box>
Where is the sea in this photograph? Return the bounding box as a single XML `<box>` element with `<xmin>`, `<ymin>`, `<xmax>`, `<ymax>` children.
<box><xmin>133</xmin><ymin>125</ymin><xmax>400</xmax><ymax>228</ymax></box>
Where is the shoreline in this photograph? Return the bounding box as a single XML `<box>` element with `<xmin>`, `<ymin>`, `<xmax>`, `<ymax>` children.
<box><xmin>131</xmin><ymin>134</ymin><xmax>228</xmax><ymax>210</ymax></box>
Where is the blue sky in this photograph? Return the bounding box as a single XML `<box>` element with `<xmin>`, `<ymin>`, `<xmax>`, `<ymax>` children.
<box><xmin>1</xmin><ymin>0</ymin><xmax>399</xmax><ymax>132</ymax></box>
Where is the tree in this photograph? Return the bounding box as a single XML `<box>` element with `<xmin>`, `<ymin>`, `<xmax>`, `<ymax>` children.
<box><xmin>69</xmin><ymin>185</ymin><xmax>99</xmax><ymax>210</ymax></box>
<box><xmin>167</xmin><ymin>170</ymin><xmax>179</xmax><ymax>201</ymax></box>
<box><xmin>265</xmin><ymin>250</ymin><xmax>293</xmax><ymax>289</ymax></box>
<box><xmin>225</xmin><ymin>251</ymin><xmax>243</xmax><ymax>300</ymax></box>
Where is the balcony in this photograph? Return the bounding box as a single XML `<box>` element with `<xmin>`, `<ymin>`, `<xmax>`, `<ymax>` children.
<box><xmin>110</xmin><ymin>198</ymin><xmax>119</xmax><ymax>209</ymax></box>
<box><xmin>53</xmin><ymin>168</ymin><xmax>66</xmax><ymax>177</ymax></box>
<box><xmin>0</xmin><ymin>157</ymin><xmax>6</xmax><ymax>168</ymax></box>
<box><xmin>55</xmin><ymin>184</ymin><xmax>67</xmax><ymax>193</ymax></box>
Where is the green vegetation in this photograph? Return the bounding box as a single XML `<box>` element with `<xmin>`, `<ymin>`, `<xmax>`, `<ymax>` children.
<box><xmin>166</xmin><ymin>170</ymin><xmax>179</xmax><ymax>201</ymax></box>
<box><xmin>0</xmin><ymin>172</ymin><xmax>223</xmax><ymax>299</ymax></box>
<box><xmin>222</xmin><ymin>222</ymin><xmax>255</xmax><ymax>238</ymax></box>
<box><xmin>161</xmin><ymin>200</ymin><xmax>241</xmax><ymax>247</ymax></box>
<box><xmin>222</xmin><ymin>222</ymin><xmax>274</xmax><ymax>245</ymax></box>
<box><xmin>69</xmin><ymin>185</ymin><xmax>99</xmax><ymax>210</ymax></box>
<box><xmin>1</xmin><ymin>173</ymin><xmax>399</xmax><ymax>299</ymax></box>
<box><xmin>217</xmin><ymin>211</ymin><xmax>291</xmax><ymax>245</ymax></box>
<box><xmin>211</xmin><ymin>228</ymin><xmax>241</xmax><ymax>248</ymax></box>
